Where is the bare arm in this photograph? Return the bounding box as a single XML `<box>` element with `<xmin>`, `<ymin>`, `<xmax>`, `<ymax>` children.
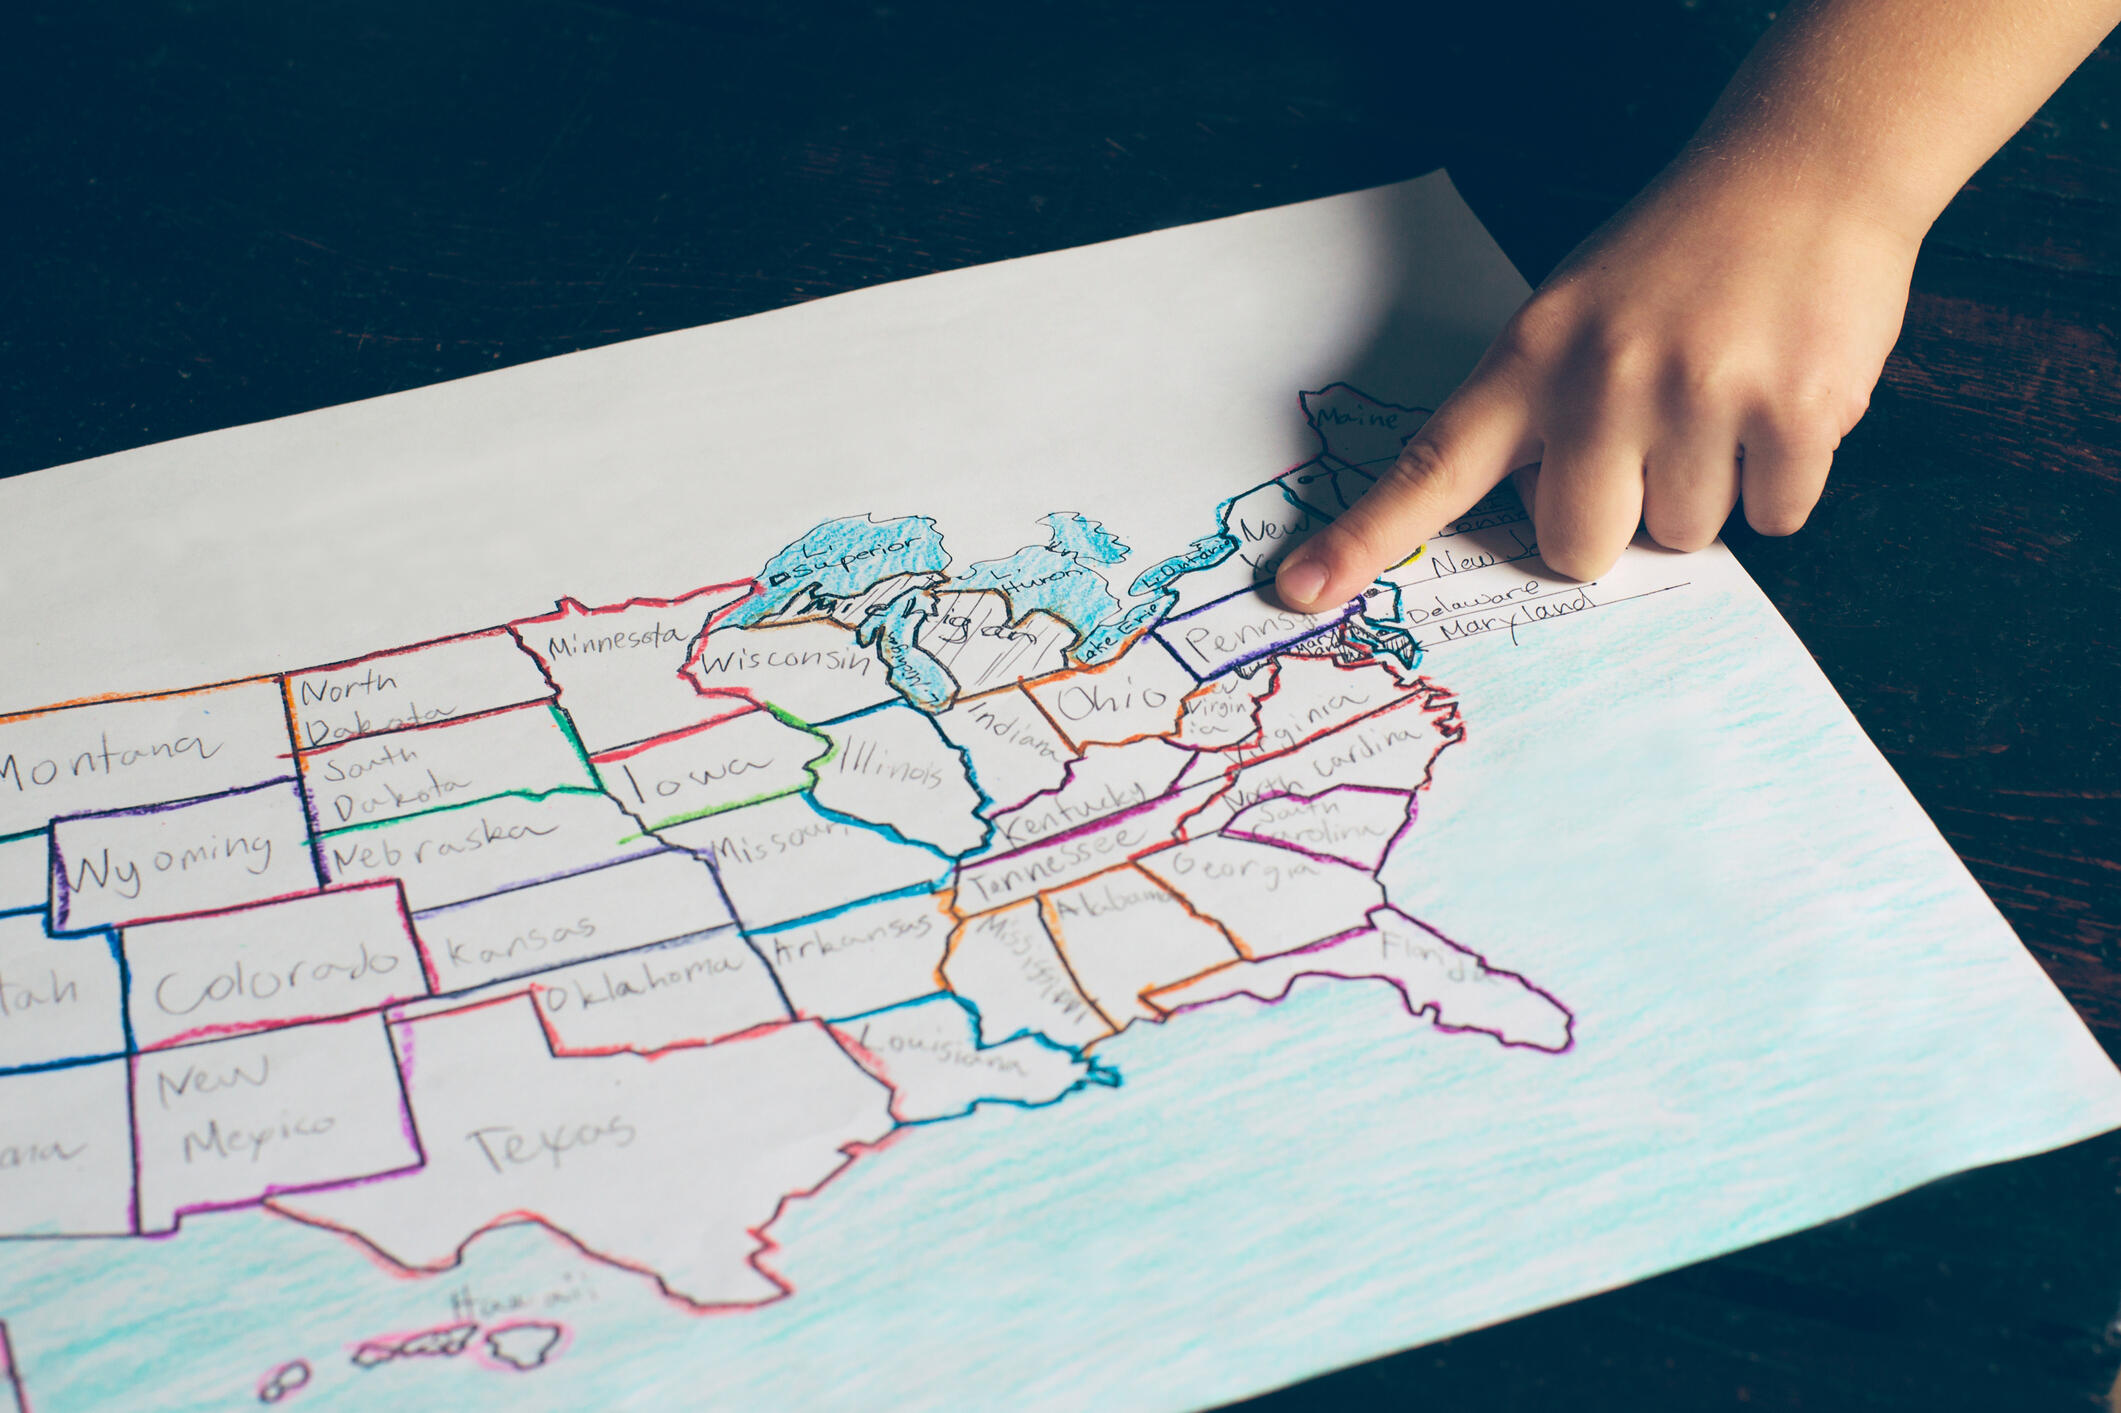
<box><xmin>1275</xmin><ymin>0</ymin><xmax>2121</xmax><ymax>609</ymax></box>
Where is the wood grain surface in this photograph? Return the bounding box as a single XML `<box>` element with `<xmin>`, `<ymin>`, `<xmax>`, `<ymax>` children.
<box><xmin>2</xmin><ymin>2</ymin><xmax>2116</xmax><ymax>1407</ymax></box>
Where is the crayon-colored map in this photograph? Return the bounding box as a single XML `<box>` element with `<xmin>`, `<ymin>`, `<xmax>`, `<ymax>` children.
<box><xmin>0</xmin><ymin>387</ymin><xmax>1571</xmax><ymax>1365</ymax></box>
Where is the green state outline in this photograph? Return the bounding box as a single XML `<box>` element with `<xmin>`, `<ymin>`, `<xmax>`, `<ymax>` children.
<box><xmin>307</xmin><ymin>702</ymin><xmax>605</xmax><ymax>838</ymax></box>
<box><xmin>607</xmin><ymin>704</ymin><xmax>837</xmax><ymax>839</ymax></box>
<box><xmin>550</xmin><ymin>703</ymin><xmax>599</xmax><ymax>779</ymax></box>
<box><xmin>315</xmin><ymin>783</ymin><xmax>610</xmax><ymax>838</ymax></box>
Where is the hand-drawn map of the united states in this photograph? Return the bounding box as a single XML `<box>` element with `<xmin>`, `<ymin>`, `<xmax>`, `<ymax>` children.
<box><xmin>0</xmin><ymin>386</ymin><xmax>1571</xmax><ymax>1311</ymax></box>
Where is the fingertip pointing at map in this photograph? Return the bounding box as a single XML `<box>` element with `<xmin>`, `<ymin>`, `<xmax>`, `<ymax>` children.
<box><xmin>1274</xmin><ymin>553</ymin><xmax>1328</xmax><ymax>611</ymax></box>
<box><xmin>1276</xmin><ymin>542</ymin><xmax>1425</xmax><ymax>614</ymax></box>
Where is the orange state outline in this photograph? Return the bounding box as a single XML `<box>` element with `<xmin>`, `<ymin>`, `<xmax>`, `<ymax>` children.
<box><xmin>0</xmin><ymin>671</ymin><xmax>290</xmax><ymax>756</ymax></box>
<box><xmin>1016</xmin><ymin>649</ymin><xmax>1194</xmax><ymax>755</ymax></box>
<box><xmin>934</xmin><ymin>896</ymin><xmax>1118</xmax><ymax>1039</ymax></box>
<box><xmin>1013</xmin><ymin>678</ymin><xmax>1078</xmax><ymax>752</ymax></box>
<box><xmin>1173</xmin><ymin>777</ymin><xmax>1239</xmax><ymax>840</ymax></box>
<box><xmin>1033</xmin><ymin>862</ymin><xmax>1244</xmax><ymax>1030</ymax></box>
<box><xmin>1140</xmin><ymin>956</ymin><xmax>1250</xmax><ymax>1016</ymax></box>
<box><xmin>1112</xmin><ymin>845</ymin><xmax>1271</xmax><ymax>961</ymax></box>
<box><xmin>922</xmin><ymin>597</ymin><xmax>1081</xmax><ymax>701</ymax></box>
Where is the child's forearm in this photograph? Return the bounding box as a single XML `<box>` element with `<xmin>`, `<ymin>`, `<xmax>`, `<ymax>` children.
<box><xmin>1687</xmin><ymin>0</ymin><xmax>2121</xmax><ymax>240</ymax></box>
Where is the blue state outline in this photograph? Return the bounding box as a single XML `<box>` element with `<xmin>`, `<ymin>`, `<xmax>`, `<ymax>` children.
<box><xmin>794</xmin><ymin>793</ymin><xmax>960</xmax><ymax>870</ymax></box>
<box><xmin>742</xmin><ymin>879</ymin><xmax>955</xmax><ymax>938</ymax></box>
<box><xmin>0</xmin><ymin>385</ymin><xmax>1450</xmax><ymax>1251</ymax></box>
<box><xmin>0</xmin><ymin>913</ymin><xmax>130</xmax><ymax>1077</ymax></box>
<box><xmin>807</xmin><ymin>699</ymin><xmax>907</xmax><ymax>730</ymax></box>
<box><xmin>0</xmin><ymin>1050</ymin><xmax>137</xmax><ymax>1244</ymax></box>
<box><xmin>829</xmin><ymin>991</ymin><xmax>1121</xmax><ymax>1130</ymax></box>
<box><xmin>805</xmin><ymin>704</ymin><xmax>997</xmax><ymax>854</ymax></box>
<box><xmin>0</xmin><ymin>1046</ymin><xmax>131</xmax><ymax>1082</ymax></box>
<box><xmin>928</xmin><ymin>688</ymin><xmax>1087</xmax><ymax>825</ymax></box>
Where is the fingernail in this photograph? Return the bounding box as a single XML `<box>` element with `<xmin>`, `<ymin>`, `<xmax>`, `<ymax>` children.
<box><xmin>1279</xmin><ymin>556</ymin><xmax>1327</xmax><ymax>607</ymax></box>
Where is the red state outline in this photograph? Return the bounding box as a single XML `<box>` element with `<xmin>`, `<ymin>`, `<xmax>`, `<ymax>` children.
<box><xmin>509</xmin><ymin>580</ymin><xmax>762</xmax><ymax>752</ymax></box>
<box><xmin>281</xmin><ymin>626</ymin><xmax>557</xmax><ymax>754</ymax></box>
<box><xmin>268</xmin><ymin>992</ymin><xmax>901</xmax><ymax>1316</ymax></box>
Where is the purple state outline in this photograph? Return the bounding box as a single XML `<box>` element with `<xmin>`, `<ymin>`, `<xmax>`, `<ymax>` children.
<box><xmin>404</xmin><ymin>847</ymin><xmax>741</xmax><ymax>995</ymax></box>
<box><xmin>1154</xmin><ymin>902</ymin><xmax>1577</xmax><ymax>1055</ymax></box>
<box><xmin>129</xmin><ymin>1010</ymin><xmax>425</xmax><ymax>1240</ymax></box>
<box><xmin>47</xmin><ymin>777</ymin><xmax>317</xmax><ymax>935</ymax></box>
<box><xmin>1221</xmin><ymin>784</ymin><xmax>1421</xmax><ymax>874</ymax></box>
<box><xmin>1150</xmin><ymin>583</ymin><xmax>1360</xmax><ymax>681</ymax></box>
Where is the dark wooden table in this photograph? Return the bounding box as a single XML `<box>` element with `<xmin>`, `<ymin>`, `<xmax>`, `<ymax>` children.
<box><xmin>4</xmin><ymin>3</ymin><xmax>2117</xmax><ymax>1407</ymax></box>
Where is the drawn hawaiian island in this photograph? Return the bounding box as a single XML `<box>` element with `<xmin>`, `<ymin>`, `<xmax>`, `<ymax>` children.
<box><xmin>342</xmin><ymin>1319</ymin><xmax>564</xmax><ymax>1377</ymax></box>
<box><xmin>350</xmin><ymin>1325</ymin><xmax>479</xmax><ymax>1369</ymax></box>
<box><xmin>256</xmin><ymin>1358</ymin><xmax>311</xmax><ymax>1404</ymax></box>
<box><xmin>0</xmin><ymin>386</ymin><xmax>1572</xmax><ymax>1330</ymax></box>
<box><xmin>483</xmin><ymin>1323</ymin><xmax>566</xmax><ymax>1372</ymax></box>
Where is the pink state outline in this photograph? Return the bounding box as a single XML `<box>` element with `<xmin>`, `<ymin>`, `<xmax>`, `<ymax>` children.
<box><xmin>129</xmin><ymin>877</ymin><xmax>434</xmax><ymax>1051</ymax></box>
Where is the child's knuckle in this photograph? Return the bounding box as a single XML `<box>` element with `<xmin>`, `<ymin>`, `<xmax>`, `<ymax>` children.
<box><xmin>1586</xmin><ymin>325</ymin><xmax>1659</xmax><ymax>394</ymax></box>
<box><xmin>1497</xmin><ymin>300</ymin><xmax>1571</xmax><ymax>364</ymax></box>
<box><xmin>1772</xmin><ymin>375</ymin><xmax>1863</xmax><ymax>441</ymax></box>
<box><xmin>1667</xmin><ymin>349</ymin><xmax>1746</xmax><ymax>407</ymax></box>
<box><xmin>1380</xmin><ymin>440</ymin><xmax>1454</xmax><ymax>494</ymax></box>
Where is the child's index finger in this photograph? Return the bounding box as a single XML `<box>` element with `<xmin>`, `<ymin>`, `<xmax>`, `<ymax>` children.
<box><xmin>1275</xmin><ymin>369</ymin><xmax>1534</xmax><ymax>613</ymax></box>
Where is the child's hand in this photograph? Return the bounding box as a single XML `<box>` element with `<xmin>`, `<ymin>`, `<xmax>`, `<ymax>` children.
<box><xmin>1274</xmin><ymin>0</ymin><xmax>2120</xmax><ymax>613</ymax></box>
<box><xmin>1276</xmin><ymin>164</ymin><xmax>1919</xmax><ymax>607</ymax></box>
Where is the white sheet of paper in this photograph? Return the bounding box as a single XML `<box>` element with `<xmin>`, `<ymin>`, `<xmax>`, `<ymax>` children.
<box><xmin>0</xmin><ymin>171</ymin><xmax>2115</xmax><ymax>1412</ymax></box>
